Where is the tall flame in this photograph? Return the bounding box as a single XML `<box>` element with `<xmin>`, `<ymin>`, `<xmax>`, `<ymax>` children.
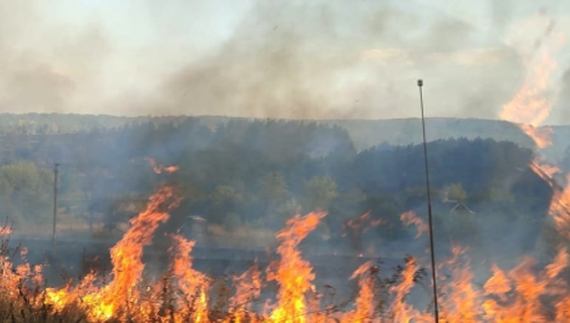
<box><xmin>267</xmin><ymin>211</ymin><xmax>326</xmax><ymax>323</ymax></box>
<box><xmin>169</xmin><ymin>234</ymin><xmax>210</xmax><ymax>323</ymax></box>
<box><xmin>499</xmin><ymin>19</ymin><xmax>566</xmax><ymax>149</ymax></box>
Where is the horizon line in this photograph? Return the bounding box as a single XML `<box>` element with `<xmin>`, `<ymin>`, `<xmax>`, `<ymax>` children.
<box><xmin>0</xmin><ymin>112</ymin><xmax>568</xmax><ymax>127</ymax></box>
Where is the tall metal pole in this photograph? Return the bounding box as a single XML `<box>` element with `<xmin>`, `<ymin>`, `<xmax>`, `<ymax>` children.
<box><xmin>417</xmin><ymin>79</ymin><xmax>440</xmax><ymax>323</ymax></box>
<box><xmin>52</xmin><ymin>163</ymin><xmax>60</xmax><ymax>253</ymax></box>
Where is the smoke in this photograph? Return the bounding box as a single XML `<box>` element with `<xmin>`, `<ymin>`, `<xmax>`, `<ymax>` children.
<box><xmin>152</xmin><ymin>0</ymin><xmax>523</xmax><ymax>119</ymax></box>
<box><xmin>561</xmin><ymin>67</ymin><xmax>570</xmax><ymax>121</ymax></box>
<box><xmin>0</xmin><ymin>1</ymin><xmax>112</xmax><ymax>114</ymax></box>
<box><xmin>0</xmin><ymin>0</ymin><xmax>569</xmax><ymax>122</ymax></box>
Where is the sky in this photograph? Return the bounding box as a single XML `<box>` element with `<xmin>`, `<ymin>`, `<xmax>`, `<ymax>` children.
<box><xmin>0</xmin><ymin>0</ymin><xmax>569</xmax><ymax>124</ymax></box>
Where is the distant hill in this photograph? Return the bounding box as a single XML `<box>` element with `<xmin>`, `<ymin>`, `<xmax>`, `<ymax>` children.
<box><xmin>320</xmin><ymin>118</ymin><xmax>534</xmax><ymax>149</ymax></box>
<box><xmin>0</xmin><ymin>113</ymin><xmax>567</xmax><ymax>162</ymax></box>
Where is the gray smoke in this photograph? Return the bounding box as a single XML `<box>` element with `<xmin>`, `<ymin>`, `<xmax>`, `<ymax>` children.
<box><xmin>0</xmin><ymin>0</ymin><xmax>111</xmax><ymax>114</ymax></box>
<box><xmin>0</xmin><ymin>0</ymin><xmax>569</xmax><ymax>122</ymax></box>
<box><xmin>151</xmin><ymin>0</ymin><xmax>523</xmax><ymax>120</ymax></box>
<box><xmin>561</xmin><ymin>67</ymin><xmax>570</xmax><ymax>121</ymax></box>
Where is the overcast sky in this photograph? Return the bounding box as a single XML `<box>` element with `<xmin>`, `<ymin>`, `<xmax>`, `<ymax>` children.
<box><xmin>0</xmin><ymin>0</ymin><xmax>569</xmax><ymax>124</ymax></box>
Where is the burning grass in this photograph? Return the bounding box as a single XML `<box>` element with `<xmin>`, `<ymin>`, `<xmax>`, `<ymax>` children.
<box><xmin>1</xmin><ymin>24</ymin><xmax>569</xmax><ymax>321</ymax></box>
<box><xmin>2</xmin><ymin>179</ymin><xmax>570</xmax><ymax>323</ymax></box>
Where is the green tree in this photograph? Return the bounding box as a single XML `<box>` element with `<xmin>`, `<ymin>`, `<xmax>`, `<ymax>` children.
<box><xmin>301</xmin><ymin>176</ymin><xmax>338</xmax><ymax>211</ymax></box>
<box><xmin>257</xmin><ymin>172</ymin><xmax>292</xmax><ymax>228</ymax></box>
<box><xmin>209</xmin><ymin>185</ymin><xmax>246</xmax><ymax>227</ymax></box>
<box><xmin>443</xmin><ymin>183</ymin><xmax>467</xmax><ymax>203</ymax></box>
<box><xmin>258</xmin><ymin>172</ymin><xmax>288</xmax><ymax>203</ymax></box>
<box><xmin>0</xmin><ymin>161</ymin><xmax>53</xmax><ymax>224</ymax></box>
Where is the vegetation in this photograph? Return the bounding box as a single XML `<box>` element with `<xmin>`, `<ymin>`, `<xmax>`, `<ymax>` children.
<box><xmin>0</xmin><ymin>115</ymin><xmax>555</xmax><ymax>258</ymax></box>
<box><xmin>0</xmin><ymin>113</ymin><xmax>568</xmax><ymax>322</ymax></box>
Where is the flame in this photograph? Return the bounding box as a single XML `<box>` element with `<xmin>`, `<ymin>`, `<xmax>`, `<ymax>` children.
<box><xmin>498</xmin><ymin>22</ymin><xmax>566</xmax><ymax>148</ymax></box>
<box><xmin>342</xmin><ymin>212</ymin><xmax>385</xmax><ymax>255</ymax></box>
<box><xmin>169</xmin><ymin>234</ymin><xmax>210</xmax><ymax>323</ymax></box>
<box><xmin>343</xmin><ymin>212</ymin><xmax>385</xmax><ymax>234</ymax></box>
<box><xmin>89</xmin><ymin>185</ymin><xmax>181</xmax><ymax>321</ymax></box>
<box><xmin>0</xmin><ymin>225</ymin><xmax>11</xmax><ymax>236</ymax></box>
<box><xmin>489</xmin><ymin>12</ymin><xmax>570</xmax><ymax>323</ymax></box>
<box><xmin>43</xmin><ymin>183</ymin><xmax>181</xmax><ymax>321</ymax></box>
<box><xmin>341</xmin><ymin>261</ymin><xmax>376</xmax><ymax>322</ymax></box>
<box><xmin>4</xmin><ymin>189</ymin><xmax>570</xmax><ymax>321</ymax></box>
<box><xmin>147</xmin><ymin>157</ymin><xmax>180</xmax><ymax>174</ymax></box>
<box><xmin>225</xmin><ymin>261</ymin><xmax>262</xmax><ymax>323</ymax></box>
<box><xmin>3</xmin><ymin>16</ymin><xmax>570</xmax><ymax>321</ymax></box>
<box><xmin>400</xmin><ymin>211</ymin><xmax>429</xmax><ymax>239</ymax></box>
<box><xmin>389</xmin><ymin>256</ymin><xmax>426</xmax><ymax>323</ymax></box>
<box><xmin>267</xmin><ymin>211</ymin><xmax>326</xmax><ymax>323</ymax></box>
<box><xmin>438</xmin><ymin>245</ymin><xmax>483</xmax><ymax>322</ymax></box>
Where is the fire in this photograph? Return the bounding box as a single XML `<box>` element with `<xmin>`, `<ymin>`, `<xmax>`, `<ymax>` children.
<box><xmin>2</xmin><ymin>14</ymin><xmax>570</xmax><ymax>323</ymax></box>
<box><xmin>489</xmin><ymin>11</ymin><xmax>570</xmax><ymax>323</ymax></box>
<box><xmin>225</xmin><ymin>261</ymin><xmax>262</xmax><ymax>323</ymax></box>
<box><xmin>437</xmin><ymin>246</ymin><xmax>483</xmax><ymax>322</ymax></box>
<box><xmin>169</xmin><ymin>234</ymin><xmax>210</xmax><ymax>323</ymax></box>
<box><xmin>342</xmin><ymin>212</ymin><xmax>385</xmax><ymax>255</ymax></box>
<box><xmin>0</xmin><ymin>225</ymin><xmax>11</xmax><ymax>236</ymax></box>
<box><xmin>400</xmin><ymin>211</ymin><xmax>429</xmax><ymax>239</ymax></box>
<box><xmin>342</xmin><ymin>261</ymin><xmax>377</xmax><ymax>322</ymax></box>
<box><xmin>147</xmin><ymin>157</ymin><xmax>180</xmax><ymax>174</ymax></box>
<box><xmin>87</xmin><ymin>184</ymin><xmax>181</xmax><ymax>321</ymax></box>
<box><xmin>498</xmin><ymin>19</ymin><xmax>566</xmax><ymax>148</ymax></box>
<box><xmin>2</xmin><ymin>179</ymin><xmax>570</xmax><ymax>321</ymax></box>
<box><xmin>267</xmin><ymin>211</ymin><xmax>326</xmax><ymax>323</ymax></box>
<box><xmin>41</xmin><ymin>179</ymin><xmax>182</xmax><ymax>321</ymax></box>
<box><xmin>343</xmin><ymin>212</ymin><xmax>385</xmax><ymax>234</ymax></box>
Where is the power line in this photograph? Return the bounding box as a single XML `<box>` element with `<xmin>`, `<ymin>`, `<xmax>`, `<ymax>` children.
<box><xmin>417</xmin><ymin>79</ymin><xmax>440</xmax><ymax>323</ymax></box>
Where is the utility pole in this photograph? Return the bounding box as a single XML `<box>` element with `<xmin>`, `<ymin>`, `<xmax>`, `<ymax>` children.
<box><xmin>417</xmin><ymin>79</ymin><xmax>440</xmax><ymax>323</ymax></box>
<box><xmin>52</xmin><ymin>163</ymin><xmax>60</xmax><ymax>254</ymax></box>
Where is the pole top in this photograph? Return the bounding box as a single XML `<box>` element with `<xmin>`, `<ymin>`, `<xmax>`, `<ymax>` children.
<box><xmin>417</xmin><ymin>79</ymin><xmax>423</xmax><ymax>87</ymax></box>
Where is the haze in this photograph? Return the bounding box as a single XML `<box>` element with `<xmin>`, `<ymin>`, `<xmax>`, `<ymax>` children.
<box><xmin>0</xmin><ymin>0</ymin><xmax>569</xmax><ymax>123</ymax></box>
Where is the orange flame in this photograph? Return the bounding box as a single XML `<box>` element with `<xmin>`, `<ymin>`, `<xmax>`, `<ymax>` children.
<box><xmin>400</xmin><ymin>211</ymin><xmax>429</xmax><ymax>239</ymax></box>
<box><xmin>169</xmin><ymin>234</ymin><xmax>210</xmax><ymax>323</ymax></box>
<box><xmin>147</xmin><ymin>157</ymin><xmax>180</xmax><ymax>174</ymax></box>
<box><xmin>498</xmin><ymin>25</ymin><xmax>566</xmax><ymax>148</ymax></box>
<box><xmin>225</xmin><ymin>261</ymin><xmax>262</xmax><ymax>323</ymax></box>
<box><xmin>0</xmin><ymin>226</ymin><xmax>11</xmax><ymax>236</ymax></box>
<box><xmin>44</xmin><ymin>184</ymin><xmax>181</xmax><ymax>321</ymax></box>
<box><xmin>342</xmin><ymin>261</ymin><xmax>376</xmax><ymax>322</ymax></box>
<box><xmin>5</xmin><ymin>26</ymin><xmax>570</xmax><ymax>320</ymax></box>
<box><xmin>267</xmin><ymin>211</ymin><xmax>326</xmax><ymax>323</ymax></box>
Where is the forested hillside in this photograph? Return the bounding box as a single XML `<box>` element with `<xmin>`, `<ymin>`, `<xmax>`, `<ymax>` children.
<box><xmin>2</xmin><ymin>113</ymin><xmax>569</xmax><ymax>161</ymax></box>
<box><xmin>0</xmin><ymin>115</ymin><xmax>557</xmax><ymax>258</ymax></box>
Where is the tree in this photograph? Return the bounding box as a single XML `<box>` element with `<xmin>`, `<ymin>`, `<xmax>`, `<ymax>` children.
<box><xmin>301</xmin><ymin>176</ymin><xmax>338</xmax><ymax>212</ymax></box>
<box><xmin>209</xmin><ymin>185</ymin><xmax>246</xmax><ymax>227</ymax></box>
<box><xmin>443</xmin><ymin>183</ymin><xmax>468</xmax><ymax>203</ymax></box>
<box><xmin>258</xmin><ymin>172</ymin><xmax>288</xmax><ymax>203</ymax></box>
<box><xmin>0</xmin><ymin>161</ymin><xmax>53</xmax><ymax>224</ymax></box>
<box><xmin>257</xmin><ymin>172</ymin><xmax>292</xmax><ymax>228</ymax></box>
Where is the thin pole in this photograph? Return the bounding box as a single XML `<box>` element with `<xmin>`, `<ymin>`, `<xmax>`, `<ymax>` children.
<box><xmin>52</xmin><ymin>163</ymin><xmax>60</xmax><ymax>253</ymax></box>
<box><xmin>417</xmin><ymin>79</ymin><xmax>440</xmax><ymax>323</ymax></box>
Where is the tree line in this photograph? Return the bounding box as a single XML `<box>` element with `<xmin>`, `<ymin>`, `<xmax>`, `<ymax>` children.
<box><xmin>0</xmin><ymin>118</ymin><xmax>553</xmax><ymax>253</ymax></box>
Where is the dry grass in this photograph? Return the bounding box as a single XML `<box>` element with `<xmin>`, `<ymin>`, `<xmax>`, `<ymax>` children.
<box><xmin>0</xmin><ymin>231</ymin><xmax>425</xmax><ymax>323</ymax></box>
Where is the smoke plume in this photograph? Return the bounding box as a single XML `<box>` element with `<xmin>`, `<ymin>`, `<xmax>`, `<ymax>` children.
<box><xmin>0</xmin><ymin>0</ymin><xmax>569</xmax><ymax>122</ymax></box>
